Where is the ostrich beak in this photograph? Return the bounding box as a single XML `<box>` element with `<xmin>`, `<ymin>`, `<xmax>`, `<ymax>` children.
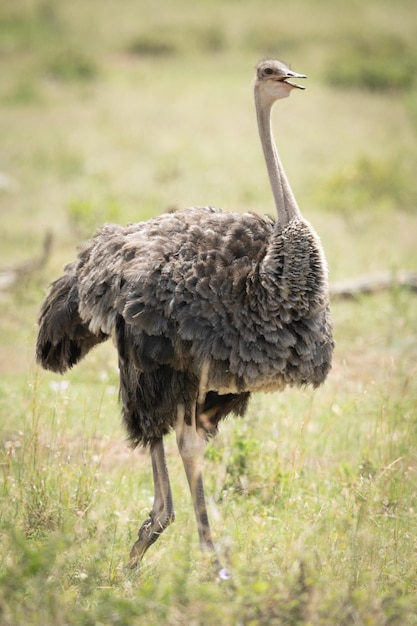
<box><xmin>281</xmin><ymin>71</ymin><xmax>307</xmax><ymax>90</ymax></box>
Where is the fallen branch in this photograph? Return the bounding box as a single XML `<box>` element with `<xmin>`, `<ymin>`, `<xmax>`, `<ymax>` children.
<box><xmin>0</xmin><ymin>232</ymin><xmax>53</xmax><ymax>291</ymax></box>
<box><xmin>330</xmin><ymin>270</ymin><xmax>417</xmax><ymax>300</ymax></box>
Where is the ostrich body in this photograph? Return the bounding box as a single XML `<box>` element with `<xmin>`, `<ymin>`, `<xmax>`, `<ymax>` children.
<box><xmin>36</xmin><ymin>60</ymin><xmax>334</xmax><ymax>572</ymax></box>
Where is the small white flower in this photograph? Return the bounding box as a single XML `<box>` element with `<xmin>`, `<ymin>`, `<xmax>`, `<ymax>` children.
<box><xmin>49</xmin><ymin>380</ymin><xmax>70</xmax><ymax>392</ymax></box>
<box><xmin>218</xmin><ymin>568</ymin><xmax>232</xmax><ymax>580</ymax></box>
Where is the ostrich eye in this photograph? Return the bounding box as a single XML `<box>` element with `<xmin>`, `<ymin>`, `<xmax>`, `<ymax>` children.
<box><xmin>264</xmin><ymin>67</ymin><xmax>274</xmax><ymax>76</ymax></box>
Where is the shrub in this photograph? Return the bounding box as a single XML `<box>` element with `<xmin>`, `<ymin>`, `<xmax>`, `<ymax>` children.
<box><xmin>44</xmin><ymin>49</ymin><xmax>98</xmax><ymax>82</ymax></box>
<box><xmin>126</xmin><ymin>34</ymin><xmax>178</xmax><ymax>58</ymax></box>
<box><xmin>326</xmin><ymin>34</ymin><xmax>417</xmax><ymax>92</ymax></box>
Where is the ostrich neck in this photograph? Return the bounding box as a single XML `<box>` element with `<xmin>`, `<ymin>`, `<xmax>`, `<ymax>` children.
<box><xmin>255</xmin><ymin>90</ymin><xmax>301</xmax><ymax>225</ymax></box>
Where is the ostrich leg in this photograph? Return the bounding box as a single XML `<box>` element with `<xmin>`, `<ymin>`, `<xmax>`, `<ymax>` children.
<box><xmin>175</xmin><ymin>405</ymin><xmax>230</xmax><ymax>578</ymax></box>
<box><xmin>129</xmin><ymin>438</ymin><xmax>174</xmax><ymax>568</ymax></box>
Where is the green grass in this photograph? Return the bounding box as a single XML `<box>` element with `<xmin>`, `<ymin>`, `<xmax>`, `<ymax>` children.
<box><xmin>1</xmin><ymin>0</ymin><xmax>417</xmax><ymax>623</ymax></box>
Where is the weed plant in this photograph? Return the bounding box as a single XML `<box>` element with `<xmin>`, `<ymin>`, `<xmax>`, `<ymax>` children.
<box><xmin>316</xmin><ymin>152</ymin><xmax>417</xmax><ymax>220</ymax></box>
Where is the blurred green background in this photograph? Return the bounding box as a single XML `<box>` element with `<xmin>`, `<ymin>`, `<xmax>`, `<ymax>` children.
<box><xmin>1</xmin><ymin>1</ymin><xmax>417</xmax><ymax>624</ymax></box>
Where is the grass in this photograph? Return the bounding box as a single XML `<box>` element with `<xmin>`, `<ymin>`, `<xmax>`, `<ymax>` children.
<box><xmin>1</xmin><ymin>0</ymin><xmax>417</xmax><ymax>623</ymax></box>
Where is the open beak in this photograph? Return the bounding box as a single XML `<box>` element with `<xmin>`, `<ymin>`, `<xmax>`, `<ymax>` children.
<box><xmin>280</xmin><ymin>71</ymin><xmax>307</xmax><ymax>90</ymax></box>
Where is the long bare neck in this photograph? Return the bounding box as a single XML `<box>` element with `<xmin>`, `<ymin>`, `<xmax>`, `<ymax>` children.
<box><xmin>255</xmin><ymin>88</ymin><xmax>301</xmax><ymax>225</ymax></box>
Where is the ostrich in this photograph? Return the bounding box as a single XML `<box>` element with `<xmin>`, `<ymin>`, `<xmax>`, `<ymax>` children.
<box><xmin>36</xmin><ymin>59</ymin><xmax>334</xmax><ymax>574</ymax></box>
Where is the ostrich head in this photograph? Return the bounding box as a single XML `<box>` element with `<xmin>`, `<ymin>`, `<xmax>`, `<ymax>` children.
<box><xmin>255</xmin><ymin>59</ymin><xmax>306</xmax><ymax>102</ymax></box>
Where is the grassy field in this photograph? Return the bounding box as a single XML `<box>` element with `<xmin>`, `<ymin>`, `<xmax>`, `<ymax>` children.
<box><xmin>1</xmin><ymin>0</ymin><xmax>417</xmax><ymax>623</ymax></box>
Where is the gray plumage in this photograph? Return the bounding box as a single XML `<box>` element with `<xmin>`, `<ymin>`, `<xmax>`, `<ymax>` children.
<box><xmin>36</xmin><ymin>60</ymin><xmax>334</xmax><ymax>573</ymax></box>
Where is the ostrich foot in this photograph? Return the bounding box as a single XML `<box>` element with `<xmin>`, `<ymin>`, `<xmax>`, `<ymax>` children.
<box><xmin>128</xmin><ymin>509</ymin><xmax>174</xmax><ymax>569</ymax></box>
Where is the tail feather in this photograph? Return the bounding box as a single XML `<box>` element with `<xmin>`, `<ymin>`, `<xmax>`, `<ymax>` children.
<box><xmin>36</xmin><ymin>264</ymin><xmax>108</xmax><ymax>373</ymax></box>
